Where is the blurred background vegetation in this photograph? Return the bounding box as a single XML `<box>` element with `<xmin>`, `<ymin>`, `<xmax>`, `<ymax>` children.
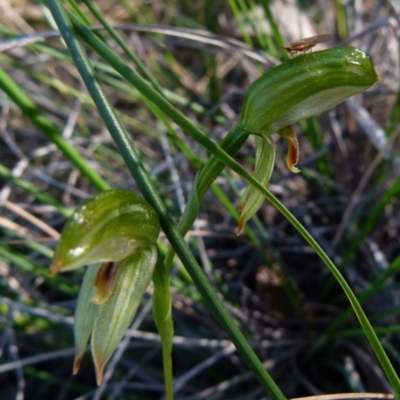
<box><xmin>1</xmin><ymin>0</ymin><xmax>400</xmax><ymax>399</ymax></box>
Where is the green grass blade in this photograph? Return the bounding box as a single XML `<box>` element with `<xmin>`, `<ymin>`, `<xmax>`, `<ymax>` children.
<box><xmin>0</xmin><ymin>68</ymin><xmax>109</xmax><ymax>191</ymax></box>
<box><xmin>260</xmin><ymin>3</ymin><xmax>288</xmax><ymax>60</ymax></box>
<box><xmin>81</xmin><ymin>0</ymin><xmax>165</xmax><ymax>96</ymax></box>
<box><xmin>227</xmin><ymin>0</ymin><xmax>253</xmax><ymax>47</ymax></box>
<box><xmin>153</xmin><ymin>249</ymin><xmax>174</xmax><ymax>400</ymax></box>
<box><xmin>0</xmin><ymin>164</ymin><xmax>71</xmax><ymax>217</ymax></box>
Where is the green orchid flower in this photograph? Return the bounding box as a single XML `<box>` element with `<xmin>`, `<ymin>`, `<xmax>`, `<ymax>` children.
<box><xmin>50</xmin><ymin>189</ymin><xmax>160</xmax><ymax>384</ymax></box>
<box><xmin>236</xmin><ymin>47</ymin><xmax>381</xmax><ymax>233</ymax></box>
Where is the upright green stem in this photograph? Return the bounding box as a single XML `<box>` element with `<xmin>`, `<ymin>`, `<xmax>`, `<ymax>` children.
<box><xmin>153</xmin><ymin>250</ymin><xmax>174</xmax><ymax>400</ymax></box>
<box><xmin>262</xmin><ymin>192</ymin><xmax>400</xmax><ymax>395</ymax></box>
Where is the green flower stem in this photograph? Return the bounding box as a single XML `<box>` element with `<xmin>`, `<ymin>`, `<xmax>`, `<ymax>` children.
<box><xmin>0</xmin><ymin>68</ymin><xmax>109</xmax><ymax>192</ymax></box>
<box><xmin>153</xmin><ymin>248</ymin><xmax>174</xmax><ymax>400</ymax></box>
<box><xmin>163</xmin><ymin>125</ymin><xmax>249</xmax><ymax>267</ymax></box>
<box><xmin>176</xmin><ymin>125</ymin><xmax>249</xmax><ymax>229</ymax></box>
<box><xmin>313</xmin><ymin>255</ymin><xmax>400</xmax><ymax>353</ymax></box>
<box><xmin>263</xmin><ymin>190</ymin><xmax>400</xmax><ymax>395</ymax></box>
<box><xmin>46</xmin><ymin>1</ymin><xmax>286</xmax><ymax>398</ymax></box>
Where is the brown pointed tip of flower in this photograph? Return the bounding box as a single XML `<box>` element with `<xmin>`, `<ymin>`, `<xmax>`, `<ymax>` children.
<box><xmin>237</xmin><ymin>218</ymin><xmax>245</xmax><ymax>236</ymax></box>
<box><xmin>95</xmin><ymin>361</ymin><xmax>106</xmax><ymax>385</ymax></box>
<box><xmin>288</xmin><ymin>163</ymin><xmax>300</xmax><ymax>173</ymax></box>
<box><xmin>49</xmin><ymin>259</ymin><xmax>63</xmax><ymax>275</ymax></box>
<box><xmin>237</xmin><ymin>202</ymin><xmax>244</xmax><ymax>213</ymax></box>
<box><xmin>279</xmin><ymin>126</ymin><xmax>300</xmax><ymax>174</ymax></box>
<box><xmin>73</xmin><ymin>354</ymin><xmax>83</xmax><ymax>375</ymax></box>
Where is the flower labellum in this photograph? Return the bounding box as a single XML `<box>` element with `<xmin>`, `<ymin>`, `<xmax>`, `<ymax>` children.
<box><xmin>278</xmin><ymin>126</ymin><xmax>300</xmax><ymax>173</ymax></box>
